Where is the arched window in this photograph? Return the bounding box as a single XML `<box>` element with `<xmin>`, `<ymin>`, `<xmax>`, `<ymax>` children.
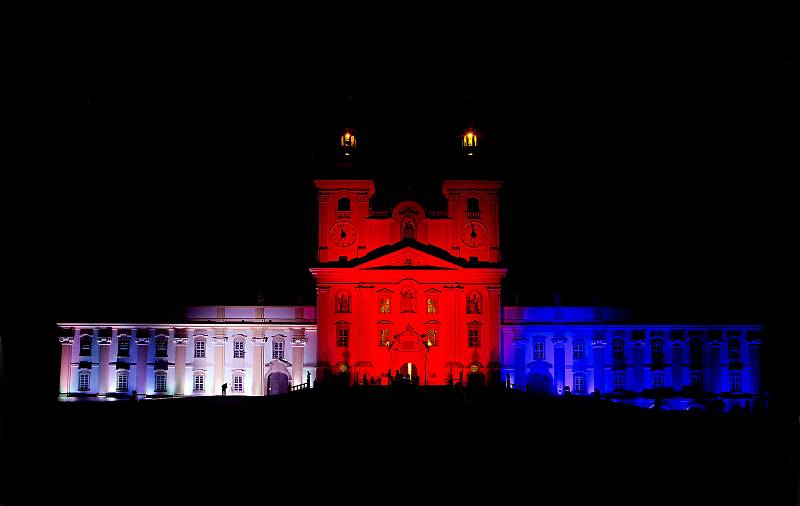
<box><xmin>425</xmin><ymin>328</ymin><xmax>439</xmax><ymax>347</ymax></box>
<box><xmin>336</xmin><ymin>326</ymin><xmax>350</xmax><ymax>347</ymax></box>
<box><xmin>730</xmin><ymin>372</ymin><xmax>742</xmax><ymax>392</ymax></box>
<box><xmin>194</xmin><ymin>337</ymin><xmax>206</xmax><ymax>359</ymax></box>
<box><xmin>337</xmin><ymin>197</ymin><xmax>351</xmax><ymax>211</ymax></box>
<box><xmin>534</xmin><ymin>340</ymin><xmax>545</xmax><ymax>361</ymax></box>
<box><xmin>466</xmin><ymin>197</ymin><xmax>480</xmax><ymax>213</ymax></box>
<box><xmin>379</xmin><ymin>328</ymin><xmax>391</xmax><ymax>347</ymax></box>
<box><xmin>154</xmin><ymin>371</ymin><xmax>167</xmax><ymax>393</ymax></box>
<box><xmin>651</xmin><ymin>339</ymin><xmax>664</xmax><ymax>364</ymax></box>
<box><xmin>728</xmin><ymin>338</ymin><xmax>741</xmax><ymax>359</ymax></box>
<box><xmin>78</xmin><ymin>369</ymin><xmax>90</xmax><ymax>391</ymax></box>
<box><xmin>573</xmin><ymin>373</ymin><xmax>586</xmax><ymax>394</ymax></box>
<box><xmin>613</xmin><ymin>373</ymin><xmax>625</xmax><ymax>392</ymax></box>
<box><xmin>116</xmin><ymin>370</ymin><xmax>129</xmax><ymax>392</ymax></box>
<box><xmin>232</xmin><ymin>372</ymin><xmax>244</xmax><ymax>393</ymax></box>
<box><xmin>193</xmin><ymin>372</ymin><xmax>205</xmax><ymax>392</ymax></box>
<box><xmin>690</xmin><ymin>338</ymin><xmax>703</xmax><ymax>367</ymax></box>
<box><xmin>155</xmin><ymin>336</ymin><xmax>168</xmax><ymax>357</ymax></box>
<box><xmin>117</xmin><ymin>336</ymin><xmax>130</xmax><ymax>357</ymax></box>
<box><xmin>272</xmin><ymin>337</ymin><xmax>285</xmax><ymax>360</ymax></box>
<box><xmin>233</xmin><ymin>338</ymin><xmax>245</xmax><ymax>359</ymax></box>
<box><xmin>573</xmin><ymin>338</ymin><xmax>585</xmax><ymax>360</ymax></box>
<box><xmin>80</xmin><ymin>335</ymin><xmax>92</xmax><ymax>356</ymax></box>
<box><xmin>612</xmin><ymin>338</ymin><xmax>625</xmax><ymax>360</ymax></box>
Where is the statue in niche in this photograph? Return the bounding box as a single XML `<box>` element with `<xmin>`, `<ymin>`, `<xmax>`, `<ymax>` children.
<box><xmin>467</xmin><ymin>292</ymin><xmax>481</xmax><ymax>314</ymax></box>
<box><xmin>336</xmin><ymin>292</ymin><xmax>351</xmax><ymax>313</ymax></box>
<box><xmin>401</xmin><ymin>216</ymin><xmax>416</xmax><ymax>240</ymax></box>
<box><xmin>400</xmin><ymin>288</ymin><xmax>415</xmax><ymax>312</ymax></box>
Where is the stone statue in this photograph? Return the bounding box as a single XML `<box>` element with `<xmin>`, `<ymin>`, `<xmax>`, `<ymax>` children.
<box><xmin>467</xmin><ymin>292</ymin><xmax>481</xmax><ymax>314</ymax></box>
<box><xmin>401</xmin><ymin>288</ymin><xmax>415</xmax><ymax>312</ymax></box>
<box><xmin>401</xmin><ymin>216</ymin><xmax>415</xmax><ymax>240</ymax></box>
<box><xmin>336</xmin><ymin>292</ymin><xmax>350</xmax><ymax>313</ymax></box>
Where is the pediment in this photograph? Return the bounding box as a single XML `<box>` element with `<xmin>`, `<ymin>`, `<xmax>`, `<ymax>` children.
<box><xmin>355</xmin><ymin>246</ymin><xmax>463</xmax><ymax>270</ymax></box>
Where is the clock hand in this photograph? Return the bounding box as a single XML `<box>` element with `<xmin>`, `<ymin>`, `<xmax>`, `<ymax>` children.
<box><xmin>340</xmin><ymin>224</ymin><xmax>347</xmax><ymax>239</ymax></box>
<box><xmin>471</xmin><ymin>224</ymin><xmax>477</xmax><ymax>239</ymax></box>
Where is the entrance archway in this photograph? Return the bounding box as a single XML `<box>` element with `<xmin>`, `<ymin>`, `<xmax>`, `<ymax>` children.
<box><xmin>267</xmin><ymin>372</ymin><xmax>289</xmax><ymax>395</ymax></box>
<box><xmin>398</xmin><ymin>362</ymin><xmax>418</xmax><ymax>384</ymax></box>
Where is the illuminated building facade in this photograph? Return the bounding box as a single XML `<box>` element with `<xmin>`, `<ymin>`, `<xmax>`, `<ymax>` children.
<box><xmin>56</xmin><ymin>179</ymin><xmax>763</xmax><ymax>411</ymax></box>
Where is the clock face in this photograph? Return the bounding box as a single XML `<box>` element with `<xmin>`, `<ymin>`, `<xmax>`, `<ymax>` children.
<box><xmin>329</xmin><ymin>221</ymin><xmax>357</xmax><ymax>248</ymax></box>
<box><xmin>460</xmin><ymin>221</ymin><xmax>488</xmax><ymax>248</ymax></box>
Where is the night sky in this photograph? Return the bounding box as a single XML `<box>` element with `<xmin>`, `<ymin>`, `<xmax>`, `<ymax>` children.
<box><xmin>0</xmin><ymin>13</ymin><xmax>795</xmax><ymax>504</ymax></box>
<box><xmin>71</xmin><ymin>25</ymin><xmax>792</xmax><ymax>325</ymax></box>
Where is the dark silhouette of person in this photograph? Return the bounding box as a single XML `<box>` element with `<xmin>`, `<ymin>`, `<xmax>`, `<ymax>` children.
<box><xmin>221</xmin><ymin>383</ymin><xmax>227</xmax><ymax>396</ymax></box>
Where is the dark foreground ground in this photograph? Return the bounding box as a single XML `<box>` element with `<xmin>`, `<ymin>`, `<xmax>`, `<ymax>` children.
<box><xmin>2</xmin><ymin>386</ymin><xmax>796</xmax><ymax>504</ymax></box>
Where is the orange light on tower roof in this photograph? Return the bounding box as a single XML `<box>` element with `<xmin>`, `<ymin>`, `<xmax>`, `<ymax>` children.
<box><xmin>340</xmin><ymin>130</ymin><xmax>357</xmax><ymax>155</ymax></box>
<box><xmin>462</xmin><ymin>130</ymin><xmax>478</xmax><ymax>155</ymax></box>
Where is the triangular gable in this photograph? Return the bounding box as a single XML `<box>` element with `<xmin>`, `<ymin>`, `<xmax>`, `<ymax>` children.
<box><xmin>354</xmin><ymin>246</ymin><xmax>463</xmax><ymax>270</ymax></box>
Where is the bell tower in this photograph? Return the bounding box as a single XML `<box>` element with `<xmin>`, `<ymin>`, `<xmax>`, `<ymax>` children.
<box><xmin>443</xmin><ymin>180</ymin><xmax>503</xmax><ymax>263</ymax></box>
<box><xmin>315</xmin><ymin>180</ymin><xmax>375</xmax><ymax>263</ymax></box>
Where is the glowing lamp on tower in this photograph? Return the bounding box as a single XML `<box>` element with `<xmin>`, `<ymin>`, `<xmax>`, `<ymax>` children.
<box><xmin>340</xmin><ymin>130</ymin><xmax>357</xmax><ymax>155</ymax></box>
<box><xmin>462</xmin><ymin>130</ymin><xmax>478</xmax><ymax>156</ymax></box>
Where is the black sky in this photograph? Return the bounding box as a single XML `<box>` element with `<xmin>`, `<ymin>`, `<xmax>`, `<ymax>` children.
<box><xmin>65</xmin><ymin>14</ymin><xmax>795</xmax><ymax>327</ymax></box>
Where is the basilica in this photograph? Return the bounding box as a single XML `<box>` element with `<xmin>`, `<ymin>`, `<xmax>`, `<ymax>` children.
<box><xmin>57</xmin><ymin>178</ymin><xmax>764</xmax><ymax>411</ymax></box>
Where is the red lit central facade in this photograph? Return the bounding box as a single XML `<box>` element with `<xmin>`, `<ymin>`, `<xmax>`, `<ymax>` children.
<box><xmin>311</xmin><ymin>180</ymin><xmax>507</xmax><ymax>385</ymax></box>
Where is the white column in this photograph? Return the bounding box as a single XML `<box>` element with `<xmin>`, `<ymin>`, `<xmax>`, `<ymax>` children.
<box><xmin>291</xmin><ymin>329</ymin><xmax>308</xmax><ymax>387</ymax></box>
<box><xmin>173</xmin><ymin>332</ymin><xmax>188</xmax><ymax>396</ymax></box>
<box><xmin>252</xmin><ymin>331</ymin><xmax>266</xmax><ymax>396</ymax></box>
<box><xmin>212</xmin><ymin>334</ymin><xmax>227</xmax><ymax>395</ymax></box>
<box><xmin>134</xmin><ymin>333</ymin><xmax>150</xmax><ymax>397</ymax></box>
<box><xmin>59</xmin><ymin>335</ymin><xmax>74</xmax><ymax>396</ymax></box>
<box><xmin>97</xmin><ymin>334</ymin><xmax>112</xmax><ymax>396</ymax></box>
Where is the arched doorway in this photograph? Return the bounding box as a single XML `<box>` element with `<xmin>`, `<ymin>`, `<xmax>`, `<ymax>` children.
<box><xmin>398</xmin><ymin>362</ymin><xmax>418</xmax><ymax>384</ymax></box>
<box><xmin>267</xmin><ymin>372</ymin><xmax>289</xmax><ymax>395</ymax></box>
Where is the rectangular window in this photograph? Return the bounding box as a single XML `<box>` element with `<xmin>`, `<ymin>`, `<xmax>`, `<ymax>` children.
<box><xmin>234</xmin><ymin>340</ymin><xmax>245</xmax><ymax>359</ymax></box>
<box><xmin>379</xmin><ymin>298</ymin><xmax>391</xmax><ymax>313</ymax></box>
<box><xmin>690</xmin><ymin>372</ymin><xmax>702</xmax><ymax>387</ymax></box>
<box><xmin>194</xmin><ymin>339</ymin><xmax>206</xmax><ymax>359</ymax></box>
<box><xmin>194</xmin><ymin>374</ymin><xmax>205</xmax><ymax>392</ymax></box>
<box><xmin>233</xmin><ymin>375</ymin><xmax>243</xmax><ymax>392</ymax></box>
<box><xmin>426</xmin><ymin>329</ymin><xmax>438</xmax><ymax>347</ymax></box>
<box><xmin>534</xmin><ymin>342</ymin><xmax>545</xmax><ymax>360</ymax></box>
<box><xmin>467</xmin><ymin>329</ymin><xmax>479</xmax><ymax>348</ymax></box>
<box><xmin>337</xmin><ymin>328</ymin><xmax>349</xmax><ymax>347</ymax></box>
<box><xmin>78</xmin><ymin>370</ymin><xmax>90</xmax><ymax>391</ymax></box>
<box><xmin>613</xmin><ymin>374</ymin><xmax>625</xmax><ymax>392</ymax></box>
<box><xmin>273</xmin><ymin>341</ymin><xmax>285</xmax><ymax>360</ymax></box>
<box><xmin>155</xmin><ymin>372</ymin><xmax>167</xmax><ymax>392</ymax></box>
<box><xmin>156</xmin><ymin>337</ymin><xmax>168</xmax><ymax>357</ymax></box>
<box><xmin>116</xmin><ymin>371</ymin><xmax>128</xmax><ymax>392</ymax></box>
<box><xmin>730</xmin><ymin>373</ymin><xmax>742</xmax><ymax>393</ymax></box>
<box><xmin>573</xmin><ymin>341</ymin><xmax>585</xmax><ymax>360</ymax></box>
<box><xmin>80</xmin><ymin>337</ymin><xmax>92</xmax><ymax>356</ymax></box>
<box><xmin>653</xmin><ymin>373</ymin><xmax>664</xmax><ymax>388</ymax></box>
<box><xmin>612</xmin><ymin>339</ymin><xmax>624</xmax><ymax>360</ymax></box>
<box><xmin>573</xmin><ymin>374</ymin><xmax>585</xmax><ymax>394</ymax></box>
<box><xmin>118</xmin><ymin>338</ymin><xmax>130</xmax><ymax>357</ymax></box>
<box><xmin>426</xmin><ymin>298</ymin><xmax>437</xmax><ymax>314</ymax></box>
<box><xmin>651</xmin><ymin>339</ymin><xmax>663</xmax><ymax>363</ymax></box>
<box><xmin>379</xmin><ymin>328</ymin><xmax>391</xmax><ymax>347</ymax></box>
